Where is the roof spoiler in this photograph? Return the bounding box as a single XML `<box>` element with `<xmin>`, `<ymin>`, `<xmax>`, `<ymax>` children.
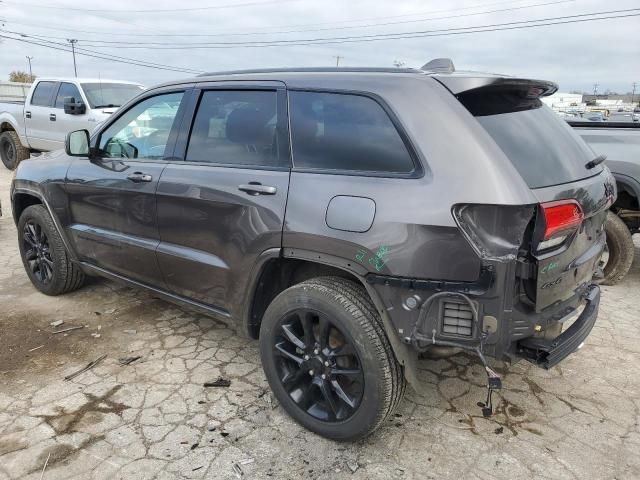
<box><xmin>421</xmin><ymin>58</ymin><xmax>455</xmax><ymax>74</ymax></box>
<box><xmin>435</xmin><ymin>76</ymin><xmax>558</xmax><ymax>97</ymax></box>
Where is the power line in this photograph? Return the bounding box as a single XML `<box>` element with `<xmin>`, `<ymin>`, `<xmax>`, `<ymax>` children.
<box><xmin>13</xmin><ymin>8</ymin><xmax>635</xmax><ymax>49</ymax></box>
<box><xmin>3</xmin><ymin>0</ymin><xmax>299</xmax><ymax>13</ymax></box>
<box><xmin>2</xmin><ymin>0</ymin><xmax>577</xmax><ymax>39</ymax></box>
<box><xmin>0</xmin><ymin>34</ymin><xmax>203</xmax><ymax>74</ymax></box>
<box><xmin>0</xmin><ymin>0</ymin><xmax>572</xmax><ymax>37</ymax></box>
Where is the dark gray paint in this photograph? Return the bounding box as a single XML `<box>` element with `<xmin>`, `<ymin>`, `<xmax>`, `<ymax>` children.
<box><xmin>325</xmin><ymin>196</ymin><xmax>376</xmax><ymax>233</ymax></box>
<box><xmin>155</xmin><ymin>164</ymin><xmax>290</xmax><ymax>312</ymax></box>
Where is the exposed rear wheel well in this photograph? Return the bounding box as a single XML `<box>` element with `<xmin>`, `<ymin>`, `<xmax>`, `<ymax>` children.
<box><xmin>12</xmin><ymin>193</ymin><xmax>42</xmax><ymax>223</ymax></box>
<box><xmin>247</xmin><ymin>258</ymin><xmax>363</xmax><ymax>339</ymax></box>
<box><xmin>612</xmin><ymin>180</ymin><xmax>640</xmax><ymax>232</ymax></box>
<box><xmin>1</xmin><ymin>122</ymin><xmax>16</xmax><ymax>133</ymax></box>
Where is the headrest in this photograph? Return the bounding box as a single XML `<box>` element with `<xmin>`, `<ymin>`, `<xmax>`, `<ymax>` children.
<box><xmin>225</xmin><ymin>107</ymin><xmax>273</xmax><ymax>144</ymax></box>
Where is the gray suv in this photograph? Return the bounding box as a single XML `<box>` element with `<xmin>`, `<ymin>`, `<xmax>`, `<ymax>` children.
<box><xmin>11</xmin><ymin>60</ymin><xmax>615</xmax><ymax>440</ymax></box>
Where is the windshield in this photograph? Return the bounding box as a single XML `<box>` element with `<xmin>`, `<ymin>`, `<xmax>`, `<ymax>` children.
<box><xmin>81</xmin><ymin>83</ymin><xmax>145</xmax><ymax>108</ymax></box>
<box><xmin>458</xmin><ymin>87</ymin><xmax>601</xmax><ymax>188</ymax></box>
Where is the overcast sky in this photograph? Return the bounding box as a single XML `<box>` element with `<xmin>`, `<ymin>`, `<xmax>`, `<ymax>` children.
<box><xmin>1</xmin><ymin>0</ymin><xmax>639</xmax><ymax>93</ymax></box>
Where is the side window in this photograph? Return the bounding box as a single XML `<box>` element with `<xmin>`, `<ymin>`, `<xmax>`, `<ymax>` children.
<box><xmin>186</xmin><ymin>90</ymin><xmax>283</xmax><ymax>167</ymax></box>
<box><xmin>98</xmin><ymin>91</ymin><xmax>184</xmax><ymax>160</ymax></box>
<box><xmin>30</xmin><ymin>81</ymin><xmax>56</xmax><ymax>107</ymax></box>
<box><xmin>54</xmin><ymin>82</ymin><xmax>82</xmax><ymax>109</ymax></box>
<box><xmin>289</xmin><ymin>91</ymin><xmax>415</xmax><ymax>174</ymax></box>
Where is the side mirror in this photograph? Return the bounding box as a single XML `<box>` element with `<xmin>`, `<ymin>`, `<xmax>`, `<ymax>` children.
<box><xmin>105</xmin><ymin>140</ymin><xmax>138</xmax><ymax>159</ymax></box>
<box><xmin>65</xmin><ymin>129</ymin><xmax>91</xmax><ymax>157</ymax></box>
<box><xmin>64</xmin><ymin>96</ymin><xmax>86</xmax><ymax>115</ymax></box>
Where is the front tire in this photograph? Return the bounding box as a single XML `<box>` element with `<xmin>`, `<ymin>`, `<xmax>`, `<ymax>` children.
<box><xmin>259</xmin><ymin>276</ymin><xmax>405</xmax><ymax>440</ymax></box>
<box><xmin>0</xmin><ymin>130</ymin><xmax>30</xmax><ymax>170</ymax></box>
<box><xmin>18</xmin><ymin>205</ymin><xmax>86</xmax><ymax>295</ymax></box>
<box><xmin>599</xmin><ymin>212</ymin><xmax>634</xmax><ymax>286</ymax></box>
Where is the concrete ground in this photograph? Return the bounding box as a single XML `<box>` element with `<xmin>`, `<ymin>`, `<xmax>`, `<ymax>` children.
<box><xmin>0</xmin><ymin>166</ymin><xmax>639</xmax><ymax>480</ymax></box>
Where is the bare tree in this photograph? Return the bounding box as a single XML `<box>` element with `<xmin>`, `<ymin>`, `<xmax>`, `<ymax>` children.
<box><xmin>9</xmin><ymin>70</ymin><xmax>35</xmax><ymax>83</ymax></box>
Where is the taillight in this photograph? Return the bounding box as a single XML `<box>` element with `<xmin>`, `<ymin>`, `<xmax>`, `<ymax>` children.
<box><xmin>538</xmin><ymin>200</ymin><xmax>583</xmax><ymax>251</ymax></box>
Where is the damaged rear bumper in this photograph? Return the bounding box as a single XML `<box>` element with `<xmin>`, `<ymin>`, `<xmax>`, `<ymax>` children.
<box><xmin>517</xmin><ymin>284</ymin><xmax>600</xmax><ymax>369</ymax></box>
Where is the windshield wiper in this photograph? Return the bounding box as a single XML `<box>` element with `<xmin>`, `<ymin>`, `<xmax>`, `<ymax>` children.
<box><xmin>94</xmin><ymin>104</ymin><xmax>118</xmax><ymax>108</ymax></box>
<box><xmin>585</xmin><ymin>154</ymin><xmax>606</xmax><ymax>169</ymax></box>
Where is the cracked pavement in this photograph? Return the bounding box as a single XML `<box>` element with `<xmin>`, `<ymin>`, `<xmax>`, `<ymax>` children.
<box><xmin>0</xmin><ymin>167</ymin><xmax>639</xmax><ymax>479</ymax></box>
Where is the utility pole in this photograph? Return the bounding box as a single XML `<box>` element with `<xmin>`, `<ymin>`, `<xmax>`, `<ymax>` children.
<box><xmin>67</xmin><ymin>39</ymin><xmax>78</xmax><ymax>77</ymax></box>
<box><xmin>333</xmin><ymin>55</ymin><xmax>343</xmax><ymax>67</ymax></box>
<box><xmin>592</xmin><ymin>83</ymin><xmax>599</xmax><ymax>96</ymax></box>
<box><xmin>632</xmin><ymin>82</ymin><xmax>638</xmax><ymax>105</ymax></box>
<box><xmin>25</xmin><ymin>56</ymin><xmax>34</xmax><ymax>82</ymax></box>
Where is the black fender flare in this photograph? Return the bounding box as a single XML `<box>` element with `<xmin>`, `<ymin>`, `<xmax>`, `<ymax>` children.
<box><xmin>11</xmin><ymin>187</ymin><xmax>78</xmax><ymax>261</ymax></box>
<box><xmin>240</xmin><ymin>247</ymin><xmax>423</xmax><ymax>392</ymax></box>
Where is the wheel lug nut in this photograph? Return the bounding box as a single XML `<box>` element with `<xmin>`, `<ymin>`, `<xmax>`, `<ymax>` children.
<box><xmin>314</xmin><ymin>349</ymin><xmax>319</xmax><ymax>355</ymax></box>
<box><xmin>324</xmin><ymin>361</ymin><xmax>329</xmax><ymax>367</ymax></box>
<box><xmin>308</xmin><ymin>370</ymin><xmax>314</xmax><ymax>376</ymax></box>
<box><xmin>304</xmin><ymin>355</ymin><xmax>310</xmax><ymax>361</ymax></box>
<box><xmin>321</xmin><ymin>374</ymin><xmax>326</xmax><ymax>380</ymax></box>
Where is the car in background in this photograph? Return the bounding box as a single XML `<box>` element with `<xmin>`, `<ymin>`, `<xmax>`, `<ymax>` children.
<box><xmin>0</xmin><ymin>78</ymin><xmax>145</xmax><ymax>169</ymax></box>
<box><xmin>571</xmin><ymin>120</ymin><xmax>640</xmax><ymax>284</ymax></box>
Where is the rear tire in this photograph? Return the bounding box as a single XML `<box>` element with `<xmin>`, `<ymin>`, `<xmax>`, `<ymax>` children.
<box><xmin>259</xmin><ymin>276</ymin><xmax>405</xmax><ymax>440</ymax></box>
<box><xmin>0</xmin><ymin>130</ymin><xmax>30</xmax><ymax>170</ymax></box>
<box><xmin>599</xmin><ymin>212</ymin><xmax>634</xmax><ymax>286</ymax></box>
<box><xmin>18</xmin><ymin>205</ymin><xmax>86</xmax><ymax>295</ymax></box>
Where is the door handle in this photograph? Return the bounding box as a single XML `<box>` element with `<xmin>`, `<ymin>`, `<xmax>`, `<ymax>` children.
<box><xmin>238</xmin><ymin>183</ymin><xmax>277</xmax><ymax>195</ymax></box>
<box><xmin>127</xmin><ymin>172</ymin><xmax>153</xmax><ymax>183</ymax></box>
<box><xmin>25</xmin><ymin>111</ymin><xmax>31</xmax><ymax>119</ymax></box>
<box><xmin>49</xmin><ymin>113</ymin><xmax>56</xmax><ymax>121</ymax></box>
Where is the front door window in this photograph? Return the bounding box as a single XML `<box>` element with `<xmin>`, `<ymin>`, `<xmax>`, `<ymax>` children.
<box><xmin>99</xmin><ymin>91</ymin><xmax>184</xmax><ymax>160</ymax></box>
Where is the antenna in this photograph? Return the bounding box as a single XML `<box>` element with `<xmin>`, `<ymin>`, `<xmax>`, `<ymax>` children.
<box><xmin>421</xmin><ymin>58</ymin><xmax>455</xmax><ymax>74</ymax></box>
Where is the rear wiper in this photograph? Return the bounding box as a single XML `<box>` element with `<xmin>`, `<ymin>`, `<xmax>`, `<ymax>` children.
<box><xmin>585</xmin><ymin>154</ymin><xmax>606</xmax><ymax>169</ymax></box>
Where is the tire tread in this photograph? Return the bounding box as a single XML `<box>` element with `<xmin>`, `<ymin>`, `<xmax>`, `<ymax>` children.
<box><xmin>297</xmin><ymin>276</ymin><xmax>406</xmax><ymax>438</ymax></box>
<box><xmin>19</xmin><ymin>205</ymin><xmax>85</xmax><ymax>295</ymax></box>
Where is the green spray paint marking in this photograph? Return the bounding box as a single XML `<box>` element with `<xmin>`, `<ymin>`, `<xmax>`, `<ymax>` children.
<box><xmin>355</xmin><ymin>246</ymin><xmax>390</xmax><ymax>272</ymax></box>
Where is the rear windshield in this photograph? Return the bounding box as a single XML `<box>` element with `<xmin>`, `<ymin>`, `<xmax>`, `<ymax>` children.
<box><xmin>459</xmin><ymin>89</ymin><xmax>600</xmax><ymax>188</ymax></box>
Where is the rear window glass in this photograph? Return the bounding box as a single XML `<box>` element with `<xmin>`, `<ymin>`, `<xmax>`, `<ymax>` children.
<box><xmin>186</xmin><ymin>90</ymin><xmax>284</xmax><ymax>168</ymax></box>
<box><xmin>30</xmin><ymin>81</ymin><xmax>56</xmax><ymax>107</ymax></box>
<box><xmin>460</xmin><ymin>89</ymin><xmax>599</xmax><ymax>188</ymax></box>
<box><xmin>289</xmin><ymin>91</ymin><xmax>415</xmax><ymax>174</ymax></box>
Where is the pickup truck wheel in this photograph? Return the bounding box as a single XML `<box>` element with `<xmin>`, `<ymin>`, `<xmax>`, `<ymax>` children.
<box><xmin>18</xmin><ymin>205</ymin><xmax>86</xmax><ymax>295</ymax></box>
<box><xmin>259</xmin><ymin>276</ymin><xmax>405</xmax><ymax>440</ymax></box>
<box><xmin>0</xmin><ymin>131</ymin><xmax>29</xmax><ymax>170</ymax></box>
<box><xmin>598</xmin><ymin>212</ymin><xmax>635</xmax><ymax>286</ymax></box>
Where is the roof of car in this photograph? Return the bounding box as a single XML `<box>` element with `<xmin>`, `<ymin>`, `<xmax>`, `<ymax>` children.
<box><xmin>35</xmin><ymin>77</ymin><xmax>144</xmax><ymax>85</ymax></box>
<box><xmin>152</xmin><ymin>59</ymin><xmax>556</xmax><ymax>97</ymax></box>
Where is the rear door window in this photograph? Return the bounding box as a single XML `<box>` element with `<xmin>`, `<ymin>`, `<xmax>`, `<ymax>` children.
<box><xmin>289</xmin><ymin>91</ymin><xmax>415</xmax><ymax>174</ymax></box>
<box><xmin>186</xmin><ymin>90</ymin><xmax>285</xmax><ymax>168</ymax></box>
<box><xmin>459</xmin><ymin>89</ymin><xmax>600</xmax><ymax>188</ymax></box>
<box><xmin>30</xmin><ymin>81</ymin><xmax>56</xmax><ymax>107</ymax></box>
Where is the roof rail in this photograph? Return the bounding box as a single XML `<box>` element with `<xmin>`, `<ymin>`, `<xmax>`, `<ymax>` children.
<box><xmin>421</xmin><ymin>58</ymin><xmax>455</xmax><ymax>74</ymax></box>
<box><xmin>197</xmin><ymin>67</ymin><xmax>421</xmax><ymax>77</ymax></box>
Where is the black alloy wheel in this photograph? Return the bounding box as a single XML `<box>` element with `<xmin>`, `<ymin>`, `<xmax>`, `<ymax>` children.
<box><xmin>18</xmin><ymin>204</ymin><xmax>86</xmax><ymax>295</ymax></box>
<box><xmin>272</xmin><ymin>309</ymin><xmax>364</xmax><ymax>422</ymax></box>
<box><xmin>260</xmin><ymin>277</ymin><xmax>405</xmax><ymax>440</ymax></box>
<box><xmin>22</xmin><ymin>219</ymin><xmax>54</xmax><ymax>285</ymax></box>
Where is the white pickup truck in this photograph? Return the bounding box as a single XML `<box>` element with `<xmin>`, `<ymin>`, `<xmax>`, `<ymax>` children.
<box><xmin>0</xmin><ymin>78</ymin><xmax>144</xmax><ymax>169</ymax></box>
